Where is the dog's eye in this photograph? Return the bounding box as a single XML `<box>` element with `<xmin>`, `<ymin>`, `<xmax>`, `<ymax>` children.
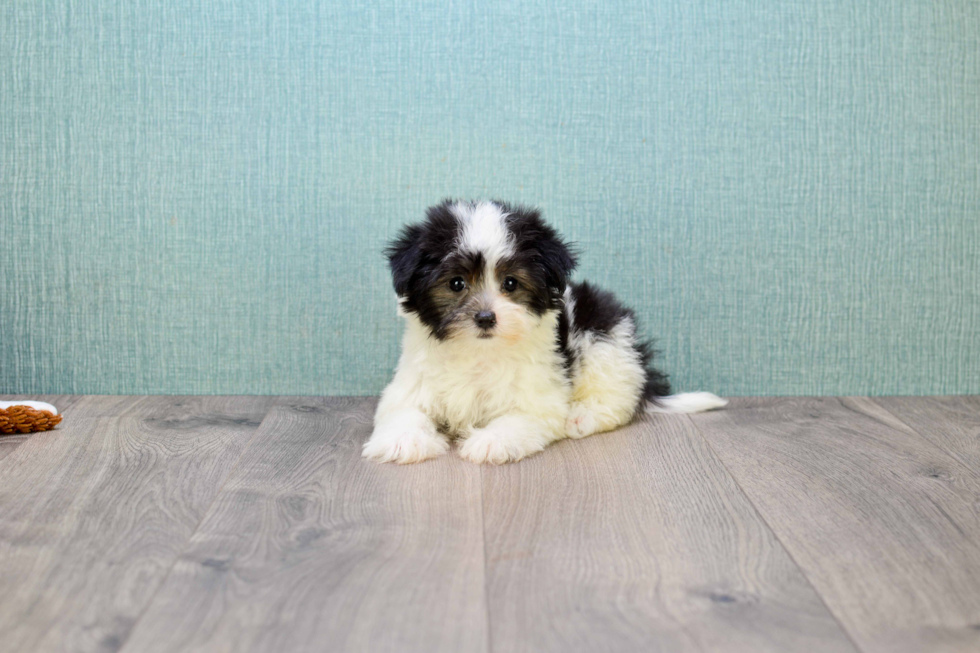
<box><xmin>502</xmin><ymin>277</ymin><xmax>518</xmax><ymax>292</ymax></box>
<box><xmin>449</xmin><ymin>277</ymin><xmax>466</xmax><ymax>292</ymax></box>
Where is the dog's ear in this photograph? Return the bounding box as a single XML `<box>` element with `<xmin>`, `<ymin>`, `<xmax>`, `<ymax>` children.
<box><xmin>507</xmin><ymin>206</ymin><xmax>577</xmax><ymax>295</ymax></box>
<box><xmin>385</xmin><ymin>223</ymin><xmax>425</xmax><ymax>296</ymax></box>
<box><xmin>536</xmin><ymin>229</ymin><xmax>577</xmax><ymax>295</ymax></box>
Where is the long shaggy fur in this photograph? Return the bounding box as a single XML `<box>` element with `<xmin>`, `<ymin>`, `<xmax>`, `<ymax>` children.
<box><xmin>364</xmin><ymin>200</ymin><xmax>726</xmax><ymax>465</ymax></box>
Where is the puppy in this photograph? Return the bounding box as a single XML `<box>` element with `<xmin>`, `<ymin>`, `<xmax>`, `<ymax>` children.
<box><xmin>363</xmin><ymin>200</ymin><xmax>726</xmax><ymax>464</ymax></box>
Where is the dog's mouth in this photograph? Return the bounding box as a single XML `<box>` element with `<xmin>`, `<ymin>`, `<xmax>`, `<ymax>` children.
<box><xmin>476</xmin><ymin>331</ymin><xmax>494</xmax><ymax>339</ymax></box>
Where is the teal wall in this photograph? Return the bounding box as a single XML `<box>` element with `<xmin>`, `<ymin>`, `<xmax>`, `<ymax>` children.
<box><xmin>2</xmin><ymin>1</ymin><xmax>978</xmax><ymax>396</ymax></box>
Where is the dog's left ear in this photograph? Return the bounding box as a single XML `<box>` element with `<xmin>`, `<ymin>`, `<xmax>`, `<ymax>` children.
<box><xmin>507</xmin><ymin>206</ymin><xmax>578</xmax><ymax>295</ymax></box>
<box><xmin>385</xmin><ymin>223</ymin><xmax>424</xmax><ymax>297</ymax></box>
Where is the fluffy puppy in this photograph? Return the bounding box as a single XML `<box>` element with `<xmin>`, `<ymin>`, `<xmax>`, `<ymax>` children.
<box><xmin>363</xmin><ymin>200</ymin><xmax>726</xmax><ymax>465</ymax></box>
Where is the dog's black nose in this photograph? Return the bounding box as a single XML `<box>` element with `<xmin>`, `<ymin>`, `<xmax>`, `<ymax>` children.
<box><xmin>474</xmin><ymin>310</ymin><xmax>496</xmax><ymax>329</ymax></box>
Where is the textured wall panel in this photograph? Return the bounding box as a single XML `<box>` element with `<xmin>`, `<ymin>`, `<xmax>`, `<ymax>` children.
<box><xmin>1</xmin><ymin>1</ymin><xmax>978</xmax><ymax>395</ymax></box>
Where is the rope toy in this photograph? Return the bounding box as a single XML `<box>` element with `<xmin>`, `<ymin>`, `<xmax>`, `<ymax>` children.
<box><xmin>0</xmin><ymin>401</ymin><xmax>62</xmax><ymax>434</ymax></box>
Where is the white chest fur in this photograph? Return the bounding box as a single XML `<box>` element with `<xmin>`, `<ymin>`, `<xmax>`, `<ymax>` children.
<box><xmin>388</xmin><ymin>312</ymin><xmax>571</xmax><ymax>434</ymax></box>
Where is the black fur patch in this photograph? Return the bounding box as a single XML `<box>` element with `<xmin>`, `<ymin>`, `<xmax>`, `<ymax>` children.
<box><xmin>567</xmin><ymin>280</ymin><xmax>633</xmax><ymax>335</ymax></box>
<box><xmin>567</xmin><ymin>281</ymin><xmax>671</xmax><ymax>400</ymax></box>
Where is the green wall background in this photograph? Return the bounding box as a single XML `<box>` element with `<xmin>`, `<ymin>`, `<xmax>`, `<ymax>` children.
<box><xmin>2</xmin><ymin>1</ymin><xmax>978</xmax><ymax>396</ymax></box>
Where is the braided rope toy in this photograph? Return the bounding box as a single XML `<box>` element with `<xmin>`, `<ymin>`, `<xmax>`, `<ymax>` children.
<box><xmin>0</xmin><ymin>401</ymin><xmax>62</xmax><ymax>435</ymax></box>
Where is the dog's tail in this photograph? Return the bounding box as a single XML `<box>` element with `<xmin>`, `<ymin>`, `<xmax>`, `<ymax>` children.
<box><xmin>647</xmin><ymin>392</ymin><xmax>728</xmax><ymax>414</ymax></box>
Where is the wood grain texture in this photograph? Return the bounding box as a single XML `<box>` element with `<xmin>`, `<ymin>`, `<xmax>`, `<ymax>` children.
<box><xmin>870</xmin><ymin>396</ymin><xmax>980</xmax><ymax>472</ymax></box>
<box><xmin>121</xmin><ymin>397</ymin><xmax>487</xmax><ymax>653</ymax></box>
<box><xmin>0</xmin><ymin>432</ymin><xmax>33</xmax><ymax>463</ymax></box>
<box><xmin>0</xmin><ymin>395</ymin><xmax>82</xmax><ymax>461</ymax></box>
<box><xmin>690</xmin><ymin>397</ymin><xmax>980</xmax><ymax>653</ymax></box>
<box><xmin>0</xmin><ymin>395</ymin><xmax>274</xmax><ymax>653</ymax></box>
<box><xmin>482</xmin><ymin>413</ymin><xmax>857</xmax><ymax>653</ymax></box>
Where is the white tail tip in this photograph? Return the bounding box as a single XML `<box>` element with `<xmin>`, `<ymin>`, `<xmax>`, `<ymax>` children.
<box><xmin>647</xmin><ymin>392</ymin><xmax>728</xmax><ymax>414</ymax></box>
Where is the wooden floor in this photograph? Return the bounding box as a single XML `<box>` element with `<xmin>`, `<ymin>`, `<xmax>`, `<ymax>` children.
<box><xmin>1</xmin><ymin>396</ymin><xmax>979</xmax><ymax>653</ymax></box>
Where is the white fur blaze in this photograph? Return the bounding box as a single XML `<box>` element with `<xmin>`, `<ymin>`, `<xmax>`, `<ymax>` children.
<box><xmin>646</xmin><ymin>392</ymin><xmax>728</xmax><ymax>414</ymax></box>
<box><xmin>453</xmin><ymin>201</ymin><xmax>514</xmax><ymax>264</ymax></box>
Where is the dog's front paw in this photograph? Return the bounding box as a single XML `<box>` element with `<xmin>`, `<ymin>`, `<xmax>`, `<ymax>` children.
<box><xmin>363</xmin><ymin>412</ymin><xmax>448</xmax><ymax>464</ymax></box>
<box><xmin>458</xmin><ymin>415</ymin><xmax>552</xmax><ymax>465</ymax></box>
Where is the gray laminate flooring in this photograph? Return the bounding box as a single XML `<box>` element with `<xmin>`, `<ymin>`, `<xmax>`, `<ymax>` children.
<box><xmin>1</xmin><ymin>395</ymin><xmax>978</xmax><ymax>653</ymax></box>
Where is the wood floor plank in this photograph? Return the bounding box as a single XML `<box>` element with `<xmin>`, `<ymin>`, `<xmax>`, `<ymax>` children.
<box><xmin>0</xmin><ymin>395</ymin><xmax>275</xmax><ymax>653</ymax></box>
<box><xmin>870</xmin><ymin>396</ymin><xmax>980</xmax><ymax>472</ymax></box>
<box><xmin>0</xmin><ymin>395</ymin><xmax>83</xmax><ymax>462</ymax></box>
<box><xmin>482</xmin><ymin>413</ymin><xmax>857</xmax><ymax>653</ymax></box>
<box><xmin>0</xmin><ymin>433</ymin><xmax>33</xmax><ymax>463</ymax></box>
<box><xmin>689</xmin><ymin>397</ymin><xmax>980</xmax><ymax>653</ymax></box>
<box><xmin>120</xmin><ymin>397</ymin><xmax>487</xmax><ymax>653</ymax></box>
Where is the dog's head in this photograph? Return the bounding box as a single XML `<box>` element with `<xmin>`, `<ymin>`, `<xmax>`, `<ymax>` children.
<box><xmin>386</xmin><ymin>200</ymin><xmax>576</xmax><ymax>341</ymax></box>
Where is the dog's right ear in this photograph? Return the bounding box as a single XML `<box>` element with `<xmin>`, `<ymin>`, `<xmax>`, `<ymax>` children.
<box><xmin>385</xmin><ymin>223</ymin><xmax>424</xmax><ymax>297</ymax></box>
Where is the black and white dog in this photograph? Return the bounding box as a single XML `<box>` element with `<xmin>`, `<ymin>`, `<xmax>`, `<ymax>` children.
<box><xmin>364</xmin><ymin>200</ymin><xmax>726</xmax><ymax>464</ymax></box>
